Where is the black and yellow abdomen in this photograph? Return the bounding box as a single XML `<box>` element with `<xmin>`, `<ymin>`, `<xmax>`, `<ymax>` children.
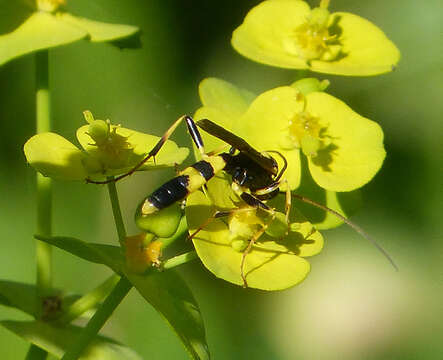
<box><xmin>141</xmin><ymin>155</ymin><xmax>227</xmax><ymax>215</ymax></box>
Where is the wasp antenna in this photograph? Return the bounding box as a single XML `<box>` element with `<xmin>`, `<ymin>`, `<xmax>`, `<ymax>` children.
<box><xmin>292</xmin><ymin>193</ymin><xmax>399</xmax><ymax>271</ymax></box>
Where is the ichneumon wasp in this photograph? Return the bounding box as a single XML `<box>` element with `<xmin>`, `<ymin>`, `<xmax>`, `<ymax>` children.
<box><xmin>88</xmin><ymin>115</ymin><xmax>397</xmax><ymax>287</ymax></box>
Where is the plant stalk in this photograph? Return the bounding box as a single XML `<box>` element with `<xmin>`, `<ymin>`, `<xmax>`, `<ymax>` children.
<box><xmin>61</xmin><ymin>277</ymin><xmax>132</xmax><ymax>360</ymax></box>
<box><xmin>26</xmin><ymin>50</ymin><xmax>53</xmax><ymax>360</ymax></box>
<box><xmin>35</xmin><ymin>50</ymin><xmax>52</xmax><ymax>301</ymax></box>
<box><xmin>61</xmin><ymin>179</ymin><xmax>131</xmax><ymax>360</ymax></box>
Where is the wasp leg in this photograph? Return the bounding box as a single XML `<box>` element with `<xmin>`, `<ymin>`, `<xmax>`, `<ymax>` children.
<box><xmin>187</xmin><ymin>204</ymin><xmax>274</xmax><ymax>288</ymax></box>
<box><xmin>187</xmin><ymin>208</ymin><xmax>256</xmax><ymax>242</ymax></box>
<box><xmin>87</xmin><ymin>115</ymin><xmax>205</xmax><ymax>185</ymax></box>
<box><xmin>239</xmin><ymin>212</ymin><xmax>276</xmax><ymax>288</ymax></box>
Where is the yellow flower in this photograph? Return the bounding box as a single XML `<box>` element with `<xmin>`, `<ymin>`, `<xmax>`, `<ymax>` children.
<box><xmin>23</xmin><ymin>111</ymin><xmax>188</xmax><ymax>181</ymax></box>
<box><xmin>232</xmin><ymin>0</ymin><xmax>400</xmax><ymax>76</ymax></box>
<box><xmin>186</xmin><ymin>176</ymin><xmax>323</xmax><ymax>290</ymax></box>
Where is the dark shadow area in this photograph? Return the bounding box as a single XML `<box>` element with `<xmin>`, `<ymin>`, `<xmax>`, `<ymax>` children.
<box><xmin>0</xmin><ymin>2</ymin><xmax>33</xmax><ymax>35</ymax></box>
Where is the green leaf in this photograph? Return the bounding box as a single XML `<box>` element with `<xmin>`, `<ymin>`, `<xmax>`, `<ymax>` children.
<box><xmin>59</xmin><ymin>13</ymin><xmax>140</xmax><ymax>44</ymax></box>
<box><xmin>0</xmin><ymin>280</ymin><xmax>37</xmax><ymax>316</ymax></box>
<box><xmin>35</xmin><ymin>235</ymin><xmax>124</xmax><ymax>274</ymax></box>
<box><xmin>124</xmin><ymin>270</ymin><xmax>210</xmax><ymax>360</ymax></box>
<box><xmin>1</xmin><ymin>320</ymin><xmax>142</xmax><ymax>360</ymax></box>
<box><xmin>35</xmin><ymin>235</ymin><xmax>209</xmax><ymax>359</ymax></box>
<box><xmin>0</xmin><ymin>12</ymin><xmax>87</xmax><ymax>66</ymax></box>
<box><xmin>24</xmin><ymin>132</ymin><xmax>88</xmax><ymax>181</ymax></box>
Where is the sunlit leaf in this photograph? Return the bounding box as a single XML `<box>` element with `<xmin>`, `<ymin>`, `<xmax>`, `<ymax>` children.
<box><xmin>34</xmin><ymin>235</ymin><xmax>124</xmax><ymax>274</ymax></box>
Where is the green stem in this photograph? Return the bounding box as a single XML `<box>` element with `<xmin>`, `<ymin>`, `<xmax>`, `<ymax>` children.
<box><xmin>106</xmin><ymin>179</ymin><xmax>126</xmax><ymax>246</ymax></box>
<box><xmin>163</xmin><ymin>251</ymin><xmax>198</xmax><ymax>270</ymax></box>
<box><xmin>35</xmin><ymin>50</ymin><xmax>52</xmax><ymax>300</ymax></box>
<box><xmin>61</xmin><ymin>277</ymin><xmax>132</xmax><ymax>360</ymax></box>
<box><xmin>61</xmin><ymin>179</ymin><xmax>131</xmax><ymax>360</ymax></box>
<box><xmin>58</xmin><ymin>274</ymin><xmax>121</xmax><ymax>325</ymax></box>
<box><xmin>26</xmin><ymin>50</ymin><xmax>52</xmax><ymax>360</ymax></box>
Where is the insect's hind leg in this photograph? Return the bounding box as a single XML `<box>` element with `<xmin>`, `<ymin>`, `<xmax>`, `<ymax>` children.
<box><xmin>87</xmin><ymin>115</ymin><xmax>205</xmax><ymax>185</ymax></box>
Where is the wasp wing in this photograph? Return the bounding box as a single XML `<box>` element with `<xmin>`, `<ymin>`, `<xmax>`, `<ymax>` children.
<box><xmin>196</xmin><ymin>119</ymin><xmax>277</xmax><ymax>175</ymax></box>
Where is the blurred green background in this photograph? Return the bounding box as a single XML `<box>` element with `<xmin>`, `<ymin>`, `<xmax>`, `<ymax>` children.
<box><xmin>0</xmin><ymin>0</ymin><xmax>442</xmax><ymax>359</ymax></box>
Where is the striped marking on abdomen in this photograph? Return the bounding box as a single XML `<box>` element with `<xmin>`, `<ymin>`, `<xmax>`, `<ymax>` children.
<box><xmin>141</xmin><ymin>155</ymin><xmax>228</xmax><ymax>215</ymax></box>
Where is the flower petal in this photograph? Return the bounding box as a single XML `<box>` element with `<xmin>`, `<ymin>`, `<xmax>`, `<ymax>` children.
<box><xmin>293</xmin><ymin>157</ymin><xmax>362</xmax><ymax>229</ymax></box>
<box><xmin>58</xmin><ymin>13</ymin><xmax>139</xmax><ymax>43</ymax></box>
<box><xmin>234</xmin><ymin>86</ymin><xmax>304</xmax><ymax>189</ymax></box>
<box><xmin>24</xmin><ymin>132</ymin><xmax>88</xmax><ymax>180</ymax></box>
<box><xmin>199</xmin><ymin>77</ymin><xmax>255</xmax><ymax>118</ymax></box>
<box><xmin>310</xmin><ymin>12</ymin><xmax>401</xmax><ymax>76</ymax></box>
<box><xmin>231</xmin><ymin>0</ymin><xmax>310</xmax><ymax>69</ymax></box>
<box><xmin>186</xmin><ymin>188</ymin><xmax>312</xmax><ymax>290</ymax></box>
<box><xmin>232</xmin><ymin>1</ymin><xmax>400</xmax><ymax>76</ymax></box>
<box><xmin>0</xmin><ymin>12</ymin><xmax>86</xmax><ymax>66</ymax></box>
<box><xmin>305</xmin><ymin>92</ymin><xmax>386</xmax><ymax>191</ymax></box>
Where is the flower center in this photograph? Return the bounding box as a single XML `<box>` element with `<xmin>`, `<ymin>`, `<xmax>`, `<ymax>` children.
<box><xmin>37</xmin><ymin>0</ymin><xmax>65</xmax><ymax>13</ymax></box>
<box><xmin>291</xmin><ymin>0</ymin><xmax>340</xmax><ymax>62</ymax></box>
<box><xmin>84</xmin><ymin>111</ymin><xmax>133</xmax><ymax>170</ymax></box>
<box><xmin>280</xmin><ymin>109</ymin><xmax>328</xmax><ymax>157</ymax></box>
